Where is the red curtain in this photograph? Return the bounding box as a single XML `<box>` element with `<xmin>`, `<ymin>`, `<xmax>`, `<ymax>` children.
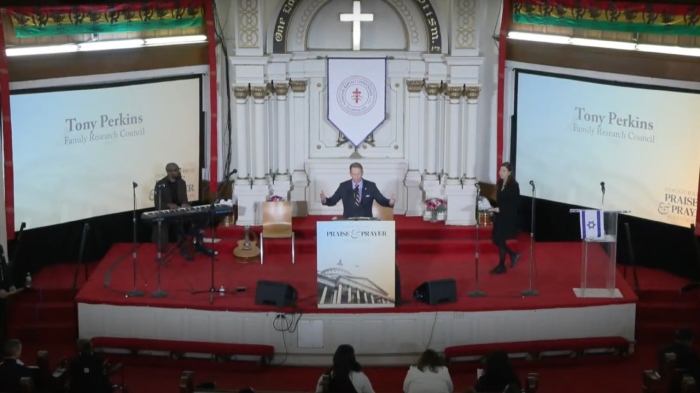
<box><xmin>696</xmin><ymin>168</ymin><xmax>700</xmax><ymax>236</ymax></box>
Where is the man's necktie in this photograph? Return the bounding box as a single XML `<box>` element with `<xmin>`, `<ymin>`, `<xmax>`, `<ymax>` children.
<box><xmin>354</xmin><ymin>185</ymin><xmax>360</xmax><ymax>206</ymax></box>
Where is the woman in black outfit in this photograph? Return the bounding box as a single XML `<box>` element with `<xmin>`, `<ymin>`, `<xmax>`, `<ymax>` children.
<box><xmin>489</xmin><ymin>162</ymin><xmax>520</xmax><ymax>275</ymax></box>
<box><xmin>473</xmin><ymin>350</ymin><xmax>521</xmax><ymax>392</ymax></box>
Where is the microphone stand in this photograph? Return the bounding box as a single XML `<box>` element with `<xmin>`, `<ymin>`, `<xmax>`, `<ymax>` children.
<box><xmin>151</xmin><ymin>185</ymin><xmax>168</xmax><ymax>298</ymax></box>
<box><xmin>127</xmin><ymin>182</ymin><xmax>144</xmax><ymax>297</ymax></box>
<box><xmin>192</xmin><ymin>171</ymin><xmax>245</xmax><ymax>304</ymax></box>
<box><xmin>521</xmin><ymin>182</ymin><xmax>538</xmax><ymax>296</ymax></box>
<box><xmin>468</xmin><ymin>183</ymin><xmax>485</xmax><ymax>298</ymax></box>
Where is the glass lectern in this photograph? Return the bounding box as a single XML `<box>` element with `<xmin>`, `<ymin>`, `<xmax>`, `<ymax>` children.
<box><xmin>569</xmin><ymin>209</ymin><xmax>628</xmax><ymax>298</ymax></box>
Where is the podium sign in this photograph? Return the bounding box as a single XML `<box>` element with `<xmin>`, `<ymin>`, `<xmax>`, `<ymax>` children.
<box><xmin>316</xmin><ymin>220</ymin><xmax>396</xmax><ymax>308</ymax></box>
<box><xmin>570</xmin><ymin>209</ymin><xmax>627</xmax><ymax>298</ymax></box>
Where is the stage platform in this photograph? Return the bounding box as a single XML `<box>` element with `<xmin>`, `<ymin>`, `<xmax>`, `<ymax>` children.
<box><xmin>76</xmin><ymin>216</ymin><xmax>637</xmax><ymax>365</ymax></box>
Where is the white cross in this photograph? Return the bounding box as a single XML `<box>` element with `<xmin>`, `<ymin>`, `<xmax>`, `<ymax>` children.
<box><xmin>340</xmin><ymin>1</ymin><xmax>373</xmax><ymax>51</ymax></box>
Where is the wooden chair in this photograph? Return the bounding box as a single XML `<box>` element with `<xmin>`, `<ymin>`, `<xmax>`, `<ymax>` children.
<box><xmin>372</xmin><ymin>201</ymin><xmax>394</xmax><ymax>221</ymax></box>
<box><xmin>260</xmin><ymin>201</ymin><xmax>295</xmax><ymax>265</ymax></box>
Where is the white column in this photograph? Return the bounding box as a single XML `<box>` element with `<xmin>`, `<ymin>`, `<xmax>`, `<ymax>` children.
<box><xmin>275</xmin><ymin>83</ymin><xmax>290</xmax><ymax>179</ymax></box>
<box><xmin>464</xmin><ymin>87</ymin><xmax>480</xmax><ymax>180</ymax></box>
<box><xmin>320</xmin><ymin>286</ymin><xmax>328</xmax><ymax>304</ymax></box>
<box><xmin>424</xmin><ymin>83</ymin><xmax>440</xmax><ymax>178</ymax></box>
<box><xmin>251</xmin><ymin>85</ymin><xmax>268</xmax><ymax>185</ymax></box>
<box><xmin>405</xmin><ymin>80</ymin><xmax>424</xmax><ymax>216</ymax></box>
<box><xmin>233</xmin><ymin>86</ymin><xmax>250</xmax><ymax>183</ymax></box>
<box><xmin>289</xmin><ymin>80</ymin><xmax>309</xmax><ymax>215</ymax></box>
<box><xmin>445</xmin><ymin>86</ymin><xmax>463</xmax><ymax>183</ymax></box>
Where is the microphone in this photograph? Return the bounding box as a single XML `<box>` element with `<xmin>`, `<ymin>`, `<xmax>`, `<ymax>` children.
<box><xmin>474</xmin><ymin>182</ymin><xmax>480</xmax><ymax>189</ymax></box>
<box><xmin>600</xmin><ymin>181</ymin><xmax>606</xmax><ymax>194</ymax></box>
<box><xmin>133</xmin><ymin>181</ymin><xmax>138</xmax><ymax>188</ymax></box>
<box><xmin>529</xmin><ymin>180</ymin><xmax>535</xmax><ymax>190</ymax></box>
<box><xmin>223</xmin><ymin>169</ymin><xmax>238</xmax><ymax>178</ymax></box>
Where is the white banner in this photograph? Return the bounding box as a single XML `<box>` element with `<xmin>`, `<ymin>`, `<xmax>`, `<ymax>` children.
<box><xmin>327</xmin><ymin>58</ymin><xmax>386</xmax><ymax>147</ymax></box>
<box><xmin>316</xmin><ymin>220</ymin><xmax>395</xmax><ymax>309</ymax></box>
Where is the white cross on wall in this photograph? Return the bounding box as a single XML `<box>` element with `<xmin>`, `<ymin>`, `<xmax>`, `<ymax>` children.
<box><xmin>340</xmin><ymin>1</ymin><xmax>373</xmax><ymax>51</ymax></box>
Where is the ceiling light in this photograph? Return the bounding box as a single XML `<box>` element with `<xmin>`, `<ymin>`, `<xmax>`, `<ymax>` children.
<box><xmin>144</xmin><ymin>35</ymin><xmax>207</xmax><ymax>46</ymax></box>
<box><xmin>637</xmin><ymin>44</ymin><xmax>700</xmax><ymax>57</ymax></box>
<box><xmin>78</xmin><ymin>39</ymin><xmax>144</xmax><ymax>51</ymax></box>
<box><xmin>7</xmin><ymin>44</ymin><xmax>78</xmax><ymax>57</ymax></box>
<box><xmin>570</xmin><ymin>38</ymin><xmax>636</xmax><ymax>50</ymax></box>
<box><xmin>507</xmin><ymin>32</ymin><xmax>570</xmax><ymax>44</ymax></box>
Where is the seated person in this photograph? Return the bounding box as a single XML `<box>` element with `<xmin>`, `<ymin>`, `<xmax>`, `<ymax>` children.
<box><xmin>473</xmin><ymin>351</ymin><xmax>521</xmax><ymax>392</ymax></box>
<box><xmin>153</xmin><ymin>162</ymin><xmax>215</xmax><ymax>261</ymax></box>
<box><xmin>403</xmin><ymin>349</ymin><xmax>453</xmax><ymax>393</ymax></box>
<box><xmin>0</xmin><ymin>339</ymin><xmax>32</xmax><ymax>393</ymax></box>
<box><xmin>0</xmin><ymin>246</ymin><xmax>19</xmax><ymax>343</ymax></box>
<box><xmin>67</xmin><ymin>339</ymin><xmax>112</xmax><ymax>393</ymax></box>
<box><xmin>658</xmin><ymin>328</ymin><xmax>700</xmax><ymax>383</ymax></box>
<box><xmin>316</xmin><ymin>344</ymin><xmax>374</xmax><ymax>393</ymax></box>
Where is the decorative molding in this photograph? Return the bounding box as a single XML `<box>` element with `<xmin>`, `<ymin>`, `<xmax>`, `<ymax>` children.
<box><xmin>446</xmin><ymin>86</ymin><xmax>464</xmax><ymax>100</ymax></box>
<box><xmin>455</xmin><ymin>0</ymin><xmax>477</xmax><ymax>49</ymax></box>
<box><xmin>406</xmin><ymin>79</ymin><xmax>424</xmax><ymax>93</ymax></box>
<box><xmin>274</xmin><ymin>82</ymin><xmax>290</xmax><ymax>96</ymax></box>
<box><xmin>238</xmin><ymin>0</ymin><xmax>260</xmax><ymax>48</ymax></box>
<box><xmin>386</xmin><ymin>0</ymin><xmax>420</xmax><ymax>45</ymax></box>
<box><xmin>425</xmin><ymin>83</ymin><xmax>441</xmax><ymax>96</ymax></box>
<box><xmin>296</xmin><ymin>0</ymin><xmax>326</xmax><ymax>46</ymax></box>
<box><xmin>251</xmin><ymin>85</ymin><xmax>268</xmax><ymax>100</ymax></box>
<box><xmin>465</xmin><ymin>86</ymin><xmax>481</xmax><ymax>101</ymax></box>
<box><xmin>233</xmin><ymin>85</ymin><xmax>250</xmax><ymax>99</ymax></box>
<box><xmin>290</xmin><ymin>80</ymin><xmax>308</xmax><ymax>93</ymax></box>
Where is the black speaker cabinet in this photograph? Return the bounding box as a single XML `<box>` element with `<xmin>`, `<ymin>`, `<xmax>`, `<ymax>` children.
<box><xmin>255</xmin><ymin>280</ymin><xmax>297</xmax><ymax>307</ymax></box>
<box><xmin>414</xmin><ymin>279</ymin><xmax>457</xmax><ymax>306</ymax></box>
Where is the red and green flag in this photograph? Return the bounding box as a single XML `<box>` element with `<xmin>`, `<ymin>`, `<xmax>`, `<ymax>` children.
<box><xmin>8</xmin><ymin>0</ymin><xmax>204</xmax><ymax>38</ymax></box>
<box><xmin>512</xmin><ymin>0</ymin><xmax>700</xmax><ymax>36</ymax></box>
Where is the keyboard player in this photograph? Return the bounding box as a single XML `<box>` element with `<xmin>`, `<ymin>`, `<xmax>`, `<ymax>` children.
<box><xmin>153</xmin><ymin>162</ymin><xmax>215</xmax><ymax>261</ymax></box>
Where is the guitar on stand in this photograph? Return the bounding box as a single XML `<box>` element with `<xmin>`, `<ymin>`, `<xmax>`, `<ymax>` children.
<box><xmin>233</xmin><ymin>226</ymin><xmax>261</xmax><ymax>261</ymax></box>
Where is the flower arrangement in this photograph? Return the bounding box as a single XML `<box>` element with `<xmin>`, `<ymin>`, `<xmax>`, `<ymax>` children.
<box><xmin>424</xmin><ymin>198</ymin><xmax>447</xmax><ymax>213</ymax></box>
<box><xmin>267</xmin><ymin>195</ymin><xmax>285</xmax><ymax>202</ymax></box>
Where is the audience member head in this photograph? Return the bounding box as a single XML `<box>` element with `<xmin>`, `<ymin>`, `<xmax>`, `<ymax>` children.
<box><xmin>2</xmin><ymin>339</ymin><xmax>22</xmax><ymax>359</ymax></box>
<box><xmin>483</xmin><ymin>350</ymin><xmax>517</xmax><ymax>380</ymax></box>
<box><xmin>498</xmin><ymin>162</ymin><xmax>515</xmax><ymax>186</ymax></box>
<box><xmin>332</xmin><ymin>344</ymin><xmax>361</xmax><ymax>377</ymax></box>
<box><xmin>416</xmin><ymin>349</ymin><xmax>444</xmax><ymax>373</ymax></box>
<box><xmin>77</xmin><ymin>339</ymin><xmax>93</xmax><ymax>355</ymax></box>
<box><xmin>675</xmin><ymin>328</ymin><xmax>693</xmax><ymax>345</ymax></box>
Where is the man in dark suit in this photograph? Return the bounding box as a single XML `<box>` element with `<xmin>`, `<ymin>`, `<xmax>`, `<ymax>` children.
<box><xmin>67</xmin><ymin>339</ymin><xmax>112</xmax><ymax>393</ymax></box>
<box><xmin>320</xmin><ymin>162</ymin><xmax>395</xmax><ymax>218</ymax></box>
<box><xmin>658</xmin><ymin>328</ymin><xmax>700</xmax><ymax>384</ymax></box>
<box><xmin>153</xmin><ymin>162</ymin><xmax>215</xmax><ymax>261</ymax></box>
<box><xmin>0</xmin><ymin>339</ymin><xmax>32</xmax><ymax>393</ymax></box>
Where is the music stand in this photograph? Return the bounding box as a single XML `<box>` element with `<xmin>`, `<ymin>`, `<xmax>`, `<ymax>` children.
<box><xmin>191</xmin><ymin>174</ymin><xmax>245</xmax><ymax>304</ymax></box>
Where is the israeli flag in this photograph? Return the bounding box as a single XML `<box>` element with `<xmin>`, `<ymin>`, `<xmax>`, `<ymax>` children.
<box><xmin>580</xmin><ymin>210</ymin><xmax>604</xmax><ymax>240</ymax></box>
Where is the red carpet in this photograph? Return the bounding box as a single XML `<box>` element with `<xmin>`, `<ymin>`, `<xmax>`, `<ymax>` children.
<box><xmin>76</xmin><ymin>216</ymin><xmax>636</xmax><ymax>312</ymax></box>
<box><xmin>9</xmin><ymin>232</ymin><xmax>700</xmax><ymax>393</ymax></box>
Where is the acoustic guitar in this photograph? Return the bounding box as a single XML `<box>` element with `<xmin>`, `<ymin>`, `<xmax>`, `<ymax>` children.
<box><xmin>233</xmin><ymin>225</ymin><xmax>261</xmax><ymax>260</ymax></box>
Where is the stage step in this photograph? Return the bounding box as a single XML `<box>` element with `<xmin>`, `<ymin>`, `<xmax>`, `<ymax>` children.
<box><xmin>10</xmin><ymin>301</ymin><xmax>77</xmax><ymax>324</ymax></box>
<box><xmin>211</xmin><ymin>237</ymin><xmax>509</xmax><ymax>255</ymax></box>
<box><xmin>636</xmin><ymin>301</ymin><xmax>700</xmax><ymax>324</ymax></box>
<box><xmin>212</xmin><ymin>222</ymin><xmax>494</xmax><ymax>241</ymax></box>
<box><xmin>8</xmin><ymin>322</ymin><xmax>77</xmax><ymax>343</ymax></box>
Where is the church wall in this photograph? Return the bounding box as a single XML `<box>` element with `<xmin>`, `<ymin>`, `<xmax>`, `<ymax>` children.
<box><xmin>506</xmin><ymin>40</ymin><xmax>700</xmax><ymax>83</ymax></box>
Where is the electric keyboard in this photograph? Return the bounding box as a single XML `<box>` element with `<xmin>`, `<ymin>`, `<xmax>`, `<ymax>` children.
<box><xmin>141</xmin><ymin>204</ymin><xmax>234</xmax><ymax>223</ymax></box>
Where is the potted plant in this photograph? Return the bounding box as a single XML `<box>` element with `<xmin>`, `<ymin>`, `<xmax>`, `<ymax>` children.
<box><xmin>423</xmin><ymin>198</ymin><xmax>447</xmax><ymax>223</ymax></box>
<box><xmin>267</xmin><ymin>195</ymin><xmax>285</xmax><ymax>202</ymax></box>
